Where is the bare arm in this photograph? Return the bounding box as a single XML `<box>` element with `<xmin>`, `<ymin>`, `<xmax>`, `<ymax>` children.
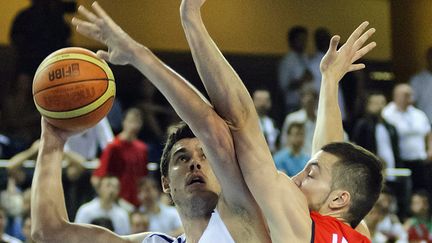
<box><xmin>180</xmin><ymin>1</ymin><xmax>311</xmax><ymax>241</ymax></box>
<box><xmin>31</xmin><ymin>119</ymin><xmax>140</xmax><ymax>243</ymax></box>
<box><xmin>311</xmin><ymin>22</ymin><xmax>376</xmax><ymax>237</ymax></box>
<box><xmin>72</xmin><ymin>3</ymin><xmax>253</xmax><ymax>210</ymax></box>
<box><xmin>312</xmin><ymin>22</ymin><xmax>376</xmax><ymax>154</ymax></box>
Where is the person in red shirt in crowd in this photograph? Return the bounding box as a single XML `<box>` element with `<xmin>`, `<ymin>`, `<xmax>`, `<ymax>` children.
<box><xmin>92</xmin><ymin>108</ymin><xmax>148</xmax><ymax>207</ymax></box>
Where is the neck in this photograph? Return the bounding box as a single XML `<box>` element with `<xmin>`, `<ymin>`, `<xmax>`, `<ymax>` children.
<box><xmin>177</xmin><ymin>210</ymin><xmax>212</xmax><ymax>243</ymax></box>
<box><xmin>99</xmin><ymin>197</ymin><xmax>113</xmax><ymax>210</ymax></box>
<box><xmin>321</xmin><ymin>210</ymin><xmax>350</xmax><ymax>226</ymax></box>
<box><xmin>119</xmin><ymin>131</ymin><xmax>136</xmax><ymax>141</ymax></box>
<box><xmin>396</xmin><ymin>105</ymin><xmax>408</xmax><ymax>112</ymax></box>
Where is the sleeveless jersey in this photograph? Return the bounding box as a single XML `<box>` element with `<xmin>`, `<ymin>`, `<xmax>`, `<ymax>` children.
<box><xmin>310</xmin><ymin>211</ymin><xmax>370</xmax><ymax>243</ymax></box>
<box><xmin>142</xmin><ymin>210</ymin><xmax>234</xmax><ymax>243</ymax></box>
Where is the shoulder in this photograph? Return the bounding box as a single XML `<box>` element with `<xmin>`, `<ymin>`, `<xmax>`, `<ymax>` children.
<box><xmin>311</xmin><ymin>212</ymin><xmax>369</xmax><ymax>242</ymax></box>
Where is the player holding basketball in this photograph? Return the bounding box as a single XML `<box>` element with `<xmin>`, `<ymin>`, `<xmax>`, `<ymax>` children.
<box><xmin>31</xmin><ymin>2</ymin><xmax>270</xmax><ymax>243</ymax></box>
<box><xmin>178</xmin><ymin>0</ymin><xmax>383</xmax><ymax>242</ymax></box>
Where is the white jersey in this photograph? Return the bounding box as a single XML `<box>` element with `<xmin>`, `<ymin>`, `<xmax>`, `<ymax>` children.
<box><xmin>142</xmin><ymin>210</ymin><xmax>234</xmax><ymax>243</ymax></box>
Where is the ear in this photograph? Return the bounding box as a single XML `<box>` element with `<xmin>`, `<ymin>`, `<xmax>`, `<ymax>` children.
<box><xmin>329</xmin><ymin>190</ymin><xmax>350</xmax><ymax>210</ymax></box>
<box><xmin>161</xmin><ymin>176</ymin><xmax>171</xmax><ymax>193</ymax></box>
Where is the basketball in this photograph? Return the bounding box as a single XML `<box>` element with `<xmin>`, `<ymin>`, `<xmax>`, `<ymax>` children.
<box><xmin>33</xmin><ymin>47</ymin><xmax>115</xmax><ymax>131</ymax></box>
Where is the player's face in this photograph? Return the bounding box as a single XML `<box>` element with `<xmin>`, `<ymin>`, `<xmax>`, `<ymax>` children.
<box><xmin>292</xmin><ymin>151</ymin><xmax>338</xmax><ymax>212</ymax></box>
<box><xmin>162</xmin><ymin>138</ymin><xmax>220</xmax><ymax>216</ymax></box>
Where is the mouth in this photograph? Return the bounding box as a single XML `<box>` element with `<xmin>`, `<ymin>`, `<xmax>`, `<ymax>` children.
<box><xmin>186</xmin><ymin>173</ymin><xmax>206</xmax><ymax>186</ymax></box>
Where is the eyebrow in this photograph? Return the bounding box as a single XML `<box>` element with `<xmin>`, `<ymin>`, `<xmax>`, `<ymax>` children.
<box><xmin>172</xmin><ymin>147</ymin><xmax>187</xmax><ymax>159</ymax></box>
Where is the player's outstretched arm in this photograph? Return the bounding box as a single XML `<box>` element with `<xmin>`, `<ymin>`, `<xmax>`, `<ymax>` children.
<box><xmin>180</xmin><ymin>1</ymin><xmax>314</xmax><ymax>241</ymax></box>
<box><xmin>72</xmin><ymin>2</ymin><xmax>258</xmax><ymax>214</ymax></box>
<box><xmin>31</xmin><ymin>119</ymin><xmax>148</xmax><ymax>243</ymax></box>
<box><xmin>312</xmin><ymin>22</ymin><xmax>376</xmax><ymax>154</ymax></box>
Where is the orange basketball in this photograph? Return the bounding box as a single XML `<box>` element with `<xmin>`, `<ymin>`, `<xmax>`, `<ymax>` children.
<box><xmin>33</xmin><ymin>47</ymin><xmax>115</xmax><ymax>131</ymax></box>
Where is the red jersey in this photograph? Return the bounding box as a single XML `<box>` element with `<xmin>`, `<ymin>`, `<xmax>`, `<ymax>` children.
<box><xmin>93</xmin><ymin>136</ymin><xmax>148</xmax><ymax>207</ymax></box>
<box><xmin>311</xmin><ymin>211</ymin><xmax>370</xmax><ymax>243</ymax></box>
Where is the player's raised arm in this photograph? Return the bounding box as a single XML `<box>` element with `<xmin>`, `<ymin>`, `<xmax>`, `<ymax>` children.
<box><xmin>72</xmin><ymin>2</ymin><xmax>266</xmax><ymax>225</ymax></box>
<box><xmin>180</xmin><ymin>1</ymin><xmax>314</xmax><ymax>241</ymax></box>
<box><xmin>311</xmin><ymin>22</ymin><xmax>376</xmax><ymax>154</ymax></box>
<box><xmin>31</xmin><ymin>119</ymin><xmax>147</xmax><ymax>243</ymax></box>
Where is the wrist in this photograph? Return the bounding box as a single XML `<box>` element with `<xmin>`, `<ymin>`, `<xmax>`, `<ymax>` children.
<box><xmin>40</xmin><ymin>133</ymin><xmax>65</xmax><ymax>151</ymax></box>
<box><xmin>180</xmin><ymin>5</ymin><xmax>201</xmax><ymax>23</ymax></box>
<box><xmin>129</xmin><ymin>44</ymin><xmax>150</xmax><ymax>67</ymax></box>
<box><xmin>321</xmin><ymin>75</ymin><xmax>340</xmax><ymax>88</ymax></box>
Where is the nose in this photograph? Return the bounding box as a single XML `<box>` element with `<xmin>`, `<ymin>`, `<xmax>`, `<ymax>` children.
<box><xmin>291</xmin><ymin>175</ymin><xmax>301</xmax><ymax>187</ymax></box>
<box><xmin>189</xmin><ymin>160</ymin><xmax>201</xmax><ymax>171</ymax></box>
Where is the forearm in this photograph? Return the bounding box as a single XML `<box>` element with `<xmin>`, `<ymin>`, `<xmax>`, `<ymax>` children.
<box><xmin>312</xmin><ymin>76</ymin><xmax>344</xmax><ymax>154</ymax></box>
<box><xmin>181</xmin><ymin>8</ymin><xmax>254</xmax><ymax>129</ymax></box>
<box><xmin>31</xmin><ymin>136</ymin><xmax>69</xmax><ymax>241</ymax></box>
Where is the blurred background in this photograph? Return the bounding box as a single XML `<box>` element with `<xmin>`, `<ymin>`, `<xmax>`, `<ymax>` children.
<box><xmin>1</xmin><ymin>1</ymin><xmax>432</xmax><ymax>242</ymax></box>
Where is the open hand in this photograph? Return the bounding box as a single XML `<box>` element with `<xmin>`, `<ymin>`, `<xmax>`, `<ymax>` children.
<box><xmin>71</xmin><ymin>2</ymin><xmax>140</xmax><ymax>65</ymax></box>
<box><xmin>320</xmin><ymin>21</ymin><xmax>376</xmax><ymax>82</ymax></box>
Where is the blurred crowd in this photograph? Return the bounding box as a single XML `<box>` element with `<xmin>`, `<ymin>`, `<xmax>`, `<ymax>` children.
<box><xmin>2</xmin><ymin>1</ymin><xmax>432</xmax><ymax>243</ymax></box>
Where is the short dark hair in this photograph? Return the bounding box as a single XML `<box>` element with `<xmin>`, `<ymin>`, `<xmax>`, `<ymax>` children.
<box><xmin>321</xmin><ymin>142</ymin><xmax>384</xmax><ymax>228</ymax></box>
<box><xmin>160</xmin><ymin>122</ymin><xmax>196</xmax><ymax>178</ymax></box>
<box><xmin>288</xmin><ymin>26</ymin><xmax>308</xmax><ymax>46</ymax></box>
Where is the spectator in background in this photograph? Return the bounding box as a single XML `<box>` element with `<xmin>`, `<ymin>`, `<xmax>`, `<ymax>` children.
<box><xmin>352</xmin><ymin>92</ymin><xmax>400</xmax><ymax>176</ymax></box>
<box><xmin>137</xmin><ymin>178</ymin><xmax>183</xmax><ymax>236</ymax></box>
<box><xmin>280</xmin><ymin>86</ymin><xmax>318</xmax><ymax>154</ymax></box>
<box><xmin>404</xmin><ymin>190</ymin><xmax>432</xmax><ymax>242</ymax></box>
<box><xmin>1</xmin><ymin>177</ymin><xmax>24</xmax><ymax>241</ymax></box>
<box><xmin>253</xmin><ymin>89</ymin><xmax>279</xmax><ymax>153</ymax></box>
<box><xmin>92</xmin><ymin>108</ymin><xmax>148</xmax><ymax>207</ymax></box>
<box><xmin>273</xmin><ymin>122</ymin><xmax>309</xmax><ymax>177</ymax></box>
<box><xmin>308</xmin><ymin>27</ymin><xmax>346</xmax><ymax>120</ymax></box>
<box><xmin>65</xmin><ymin>117</ymin><xmax>114</xmax><ymax>160</ymax></box>
<box><xmin>10</xmin><ymin>0</ymin><xmax>71</xmax><ymax>79</ymax></box>
<box><xmin>278</xmin><ymin>26</ymin><xmax>312</xmax><ymax>113</ymax></box>
<box><xmin>382</xmin><ymin>83</ymin><xmax>432</xmax><ymax>195</ymax></box>
<box><xmin>0</xmin><ymin>207</ymin><xmax>22</xmax><ymax>243</ymax></box>
<box><xmin>20</xmin><ymin>214</ymin><xmax>34</xmax><ymax>243</ymax></box>
<box><xmin>372</xmin><ymin>188</ymin><xmax>408</xmax><ymax>243</ymax></box>
<box><xmin>136</xmin><ymin>78</ymin><xmax>178</xmax><ymax>162</ymax></box>
<box><xmin>1</xmin><ymin>74</ymin><xmax>40</xmax><ymax>149</ymax></box>
<box><xmin>130</xmin><ymin>211</ymin><xmax>149</xmax><ymax>234</ymax></box>
<box><xmin>75</xmin><ymin>176</ymin><xmax>130</xmax><ymax>235</ymax></box>
<box><xmin>6</xmin><ymin>139</ymin><xmax>93</xmax><ymax>221</ymax></box>
<box><xmin>352</xmin><ymin>92</ymin><xmax>410</xmax><ymax>218</ymax></box>
<box><xmin>410</xmin><ymin>47</ymin><xmax>432</xmax><ymax>123</ymax></box>
<box><xmin>89</xmin><ymin>218</ymin><xmax>115</xmax><ymax>232</ymax></box>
